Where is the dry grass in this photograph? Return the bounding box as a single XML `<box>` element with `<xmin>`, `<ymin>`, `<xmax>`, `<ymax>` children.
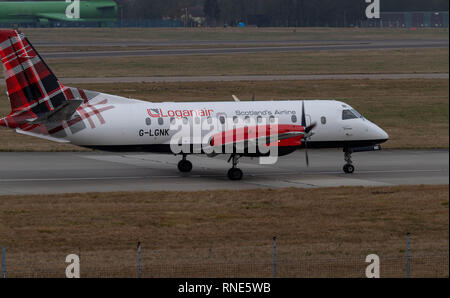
<box><xmin>0</xmin><ymin>79</ymin><xmax>447</xmax><ymax>151</ymax></box>
<box><xmin>42</xmin><ymin>48</ymin><xmax>449</xmax><ymax>77</ymax></box>
<box><xmin>0</xmin><ymin>185</ymin><xmax>447</xmax><ymax>277</ymax></box>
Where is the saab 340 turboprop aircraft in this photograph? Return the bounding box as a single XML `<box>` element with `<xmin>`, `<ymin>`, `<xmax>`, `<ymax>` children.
<box><xmin>0</xmin><ymin>30</ymin><xmax>389</xmax><ymax>180</ymax></box>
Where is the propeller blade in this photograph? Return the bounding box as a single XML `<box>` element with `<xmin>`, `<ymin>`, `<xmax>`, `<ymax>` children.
<box><xmin>305</xmin><ymin>122</ymin><xmax>317</xmax><ymax>134</ymax></box>
<box><xmin>301</xmin><ymin>101</ymin><xmax>307</xmax><ymax>127</ymax></box>
<box><xmin>301</xmin><ymin>101</ymin><xmax>315</xmax><ymax>167</ymax></box>
<box><xmin>305</xmin><ymin>139</ymin><xmax>310</xmax><ymax>167</ymax></box>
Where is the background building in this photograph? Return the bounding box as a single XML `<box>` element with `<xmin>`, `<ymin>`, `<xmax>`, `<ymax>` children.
<box><xmin>363</xmin><ymin>11</ymin><xmax>449</xmax><ymax>28</ymax></box>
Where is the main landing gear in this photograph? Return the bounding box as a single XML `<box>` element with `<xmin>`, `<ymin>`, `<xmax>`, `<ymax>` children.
<box><xmin>343</xmin><ymin>150</ymin><xmax>355</xmax><ymax>174</ymax></box>
<box><xmin>177</xmin><ymin>154</ymin><xmax>243</xmax><ymax>180</ymax></box>
<box><xmin>227</xmin><ymin>154</ymin><xmax>243</xmax><ymax>181</ymax></box>
<box><xmin>177</xmin><ymin>154</ymin><xmax>193</xmax><ymax>173</ymax></box>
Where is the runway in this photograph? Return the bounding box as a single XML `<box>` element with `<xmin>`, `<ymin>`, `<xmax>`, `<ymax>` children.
<box><xmin>0</xmin><ymin>149</ymin><xmax>447</xmax><ymax>195</ymax></box>
<box><xmin>41</xmin><ymin>39</ymin><xmax>449</xmax><ymax>59</ymax></box>
<box><xmin>35</xmin><ymin>39</ymin><xmax>444</xmax><ymax>47</ymax></box>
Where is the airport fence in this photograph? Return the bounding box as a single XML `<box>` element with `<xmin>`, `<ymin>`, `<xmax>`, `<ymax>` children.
<box><xmin>1</xmin><ymin>244</ymin><xmax>448</xmax><ymax>278</ymax></box>
<box><xmin>1</xmin><ymin>255</ymin><xmax>448</xmax><ymax>278</ymax></box>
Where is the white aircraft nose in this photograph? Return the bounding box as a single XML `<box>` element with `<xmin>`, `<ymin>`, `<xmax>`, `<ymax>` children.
<box><xmin>375</xmin><ymin>125</ymin><xmax>389</xmax><ymax>141</ymax></box>
<box><xmin>366</xmin><ymin>121</ymin><xmax>389</xmax><ymax>142</ymax></box>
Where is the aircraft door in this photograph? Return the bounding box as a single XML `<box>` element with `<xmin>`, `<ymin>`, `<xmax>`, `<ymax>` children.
<box><xmin>306</xmin><ymin>114</ymin><xmax>312</xmax><ymax>126</ymax></box>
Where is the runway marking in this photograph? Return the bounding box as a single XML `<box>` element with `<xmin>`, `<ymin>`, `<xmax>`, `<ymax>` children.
<box><xmin>0</xmin><ymin>169</ymin><xmax>445</xmax><ymax>183</ymax></box>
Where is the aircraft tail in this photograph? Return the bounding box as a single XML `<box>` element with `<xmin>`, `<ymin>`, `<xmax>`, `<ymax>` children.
<box><xmin>0</xmin><ymin>29</ymin><xmax>76</xmax><ymax>128</ymax></box>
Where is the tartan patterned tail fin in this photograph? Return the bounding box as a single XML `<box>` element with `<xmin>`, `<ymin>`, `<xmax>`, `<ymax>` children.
<box><xmin>0</xmin><ymin>29</ymin><xmax>68</xmax><ymax>118</ymax></box>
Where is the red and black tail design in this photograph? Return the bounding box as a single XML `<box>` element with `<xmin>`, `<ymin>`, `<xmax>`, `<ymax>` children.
<box><xmin>0</xmin><ymin>29</ymin><xmax>71</xmax><ymax>128</ymax></box>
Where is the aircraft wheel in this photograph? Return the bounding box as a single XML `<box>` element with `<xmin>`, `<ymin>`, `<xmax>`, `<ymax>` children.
<box><xmin>227</xmin><ymin>168</ymin><xmax>243</xmax><ymax>181</ymax></box>
<box><xmin>343</xmin><ymin>164</ymin><xmax>355</xmax><ymax>174</ymax></box>
<box><xmin>178</xmin><ymin>160</ymin><xmax>193</xmax><ymax>173</ymax></box>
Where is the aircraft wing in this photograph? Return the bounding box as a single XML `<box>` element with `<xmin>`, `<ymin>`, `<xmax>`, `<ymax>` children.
<box><xmin>6</xmin><ymin>13</ymin><xmax>35</xmax><ymax>17</ymax></box>
<box><xmin>36</xmin><ymin>13</ymin><xmax>87</xmax><ymax>22</ymax></box>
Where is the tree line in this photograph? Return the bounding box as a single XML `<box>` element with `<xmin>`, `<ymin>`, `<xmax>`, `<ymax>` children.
<box><xmin>117</xmin><ymin>0</ymin><xmax>448</xmax><ymax>26</ymax></box>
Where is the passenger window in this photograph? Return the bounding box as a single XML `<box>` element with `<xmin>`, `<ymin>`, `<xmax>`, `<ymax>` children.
<box><xmin>233</xmin><ymin>116</ymin><xmax>239</xmax><ymax>123</ymax></box>
<box><xmin>194</xmin><ymin>117</ymin><xmax>200</xmax><ymax>125</ymax></box>
<box><xmin>291</xmin><ymin>115</ymin><xmax>297</xmax><ymax>123</ymax></box>
<box><xmin>269</xmin><ymin>116</ymin><xmax>276</xmax><ymax>123</ymax></box>
<box><xmin>182</xmin><ymin>117</ymin><xmax>188</xmax><ymax>125</ymax></box>
<box><xmin>257</xmin><ymin>116</ymin><xmax>262</xmax><ymax>123</ymax></box>
<box><xmin>321</xmin><ymin>116</ymin><xmax>327</xmax><ymax>125</ymax></box>
<box><xmin>145</xmin><ymin>118</ymin><xmax>151</xmax><ymax>125</ymax></box>
<box><xmin>170</xmin><ymin>117</ymin><xmax>175</xmax><ymax>125</ymax></box>
<box><xmin>219</xmin><ymin>116</ymin><xmax>225</xmax><ymax>125</ymax></box>
<box><xmin>158</xmin><ymin>118</ymin><xmax>164</xmax><ymax>125</ymax></box>
<box><xmin>244</xmin><ymin>116</ymin><xmax>251</xmax><ymax>123</ymax></box>
<box><xmin>207</xmin><ymin>117</ymin><xmax>212</xmax><ymax>124</ymax></box>
<box><xmin>342</xmin><ymin>109</ymin><xmax>358</xmax><ymax>120</ymax></box>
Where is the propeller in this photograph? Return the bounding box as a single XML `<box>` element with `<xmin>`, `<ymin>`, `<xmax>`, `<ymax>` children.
<box><xmin>301</xmin><ymin>101</ymin><xmax>316</xmax><ymax>167</ymax></box>
<box><xmin>303</xmin><ymin>123</ymin><xmax>316</xmax><ymax>167</ymax></box>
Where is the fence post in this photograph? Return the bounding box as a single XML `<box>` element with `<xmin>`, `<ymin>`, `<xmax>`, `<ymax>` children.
<box><xmin>137</xmin><ymin>241</ymin><xmax>142</xmax><ymax>278</ymax></box>
<box><xmin>406</xmin><ymin>233</ymin><xmax>411</xmax><ymax>278</ymax></box>
<box><xmin>1</xmin><ymin>246</ymin><xmax>5</xmax><ymax>278</ymax></box>
<box><xmin>273</xmin><ymin>237</ymin><xmax>277</xmax><ymax>278</ymax></box>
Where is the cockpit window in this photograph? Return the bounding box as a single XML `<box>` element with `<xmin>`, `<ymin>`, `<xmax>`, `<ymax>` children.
<box><xmin>351</xmin><ymin>109</ymin><xmax>362</xmax><ymax>118</ymax></box>
<box><xmin>342</xmin><ymin>109</ymin><xmax>362</xmax><ymax>120</ymax></box>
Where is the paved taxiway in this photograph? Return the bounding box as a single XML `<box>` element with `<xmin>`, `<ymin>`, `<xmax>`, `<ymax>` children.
<box><xmin>54</xmin><ymin>73</ymin><xmax>450</xmax><ymax>84</ymax></box>
<box><xmin>0</xmin><ymin>150</ymin><xmax>447</xmax><ymax>195</ymax></box>
<box><xmin>1</xmin><ymin>73</ymin><xmax>447</xmax><ymax>86</ymax></box>
<box><xmin>41</xmin><ymin>39</ymin><xmax>449</xmax><ymax>59</ymax></box>
<box><xmin>3</xmin><ymin>73</ymin><xmax>447</xmax><ymax>86</ymax></box>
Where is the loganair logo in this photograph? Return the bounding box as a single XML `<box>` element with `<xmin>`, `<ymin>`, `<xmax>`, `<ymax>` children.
<box><xmin>147</xmin><ymin>108</ymin><xmax>214</xmax><ymax>119</ymax></box>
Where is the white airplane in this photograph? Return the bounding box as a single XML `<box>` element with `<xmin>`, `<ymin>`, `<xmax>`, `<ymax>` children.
<box><xmin>0</xmin><ymin>29</ymin><xmax>389</xmax><ymax>180</ymax></box>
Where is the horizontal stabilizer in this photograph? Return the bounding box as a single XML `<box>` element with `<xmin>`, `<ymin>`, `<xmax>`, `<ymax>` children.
<box><xmin>30</xmin><ymin>99</ymin><xmax>82</xmax><ymax>124</ymax></box>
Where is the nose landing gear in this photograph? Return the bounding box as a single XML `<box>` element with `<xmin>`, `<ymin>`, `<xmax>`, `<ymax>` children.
<box><xmin>343</xmin><ymin>150</ymin><xmax>355</xmax><ymax>174</ymax></box>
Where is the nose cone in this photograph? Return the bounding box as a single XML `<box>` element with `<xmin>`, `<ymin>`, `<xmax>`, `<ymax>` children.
<box><xmin>366</xmin><ymin>121</ymin><xmax>389</xmax><ymax>143</ymax></box>
<box><xmin>376</xmin><ymin>126</ymin><xmax>389</xmax><ymax>143</ymax></box>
